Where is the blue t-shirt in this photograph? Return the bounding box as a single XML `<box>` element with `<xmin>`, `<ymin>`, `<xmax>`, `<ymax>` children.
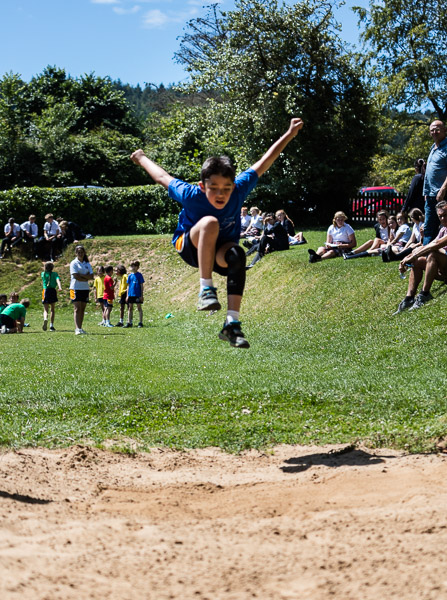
<box><xmin>168</xmin><ymin>168</ymin><xmax>259</xmax><ymax>246</ymax></box>
<box><xmin>127</xmin><ymin>272</ymin><xmax>144</xmax><ymax>297</ymax></box>
<box><xmin>423</xmin><ymin>138</ymin><xmax>447</xmax><ymax>197</ymax></box>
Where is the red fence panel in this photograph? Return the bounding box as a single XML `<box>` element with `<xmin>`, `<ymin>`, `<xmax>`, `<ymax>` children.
<box><xmin>350</xmin><ymin>193</ymin><xmax>405</xmax><ymax>225</ymax></box>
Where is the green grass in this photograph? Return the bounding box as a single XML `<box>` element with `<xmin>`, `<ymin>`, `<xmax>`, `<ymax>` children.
<box><xmin>1</xmin><ymin>231</ymin><xmax>447</xmax><ymax>452</ymax></box>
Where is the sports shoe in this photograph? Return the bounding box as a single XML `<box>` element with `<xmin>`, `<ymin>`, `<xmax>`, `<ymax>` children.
<box><xmin>42</xmin><ymin>319</ymin><xmax>48</xmax><ymax>331</ymax></box>
<box><xmin>124</xmin><ymin>322</ymin><xmax>133</xmax><ymax>328</ymax></box>
<box><xmin>138</xmin><ymin>322</ymin><xmax>144</xmax><ymax>328</ymax></box>
<box><xmin>50</xmin><ymin>325</ymin><xmax>56</xmax><ymax>332</ymax></box>
<box><xmin>409</xmin><ymin>292</ymin><xmax>433</xmax><ymax>311</ymax></box>
<box><xmin>104</xmin><ymin>323</ymin><xmax>114</xmax><ymax>327</ymax></box>
<box><xmin>1</xmin><ymin>325</ymin><xmax>7</xmax><ymax>334</ymax></box>
<box><xmin>98</xmin><ymin>321</ymin><xmax>105</xmax><ymax>326</ymax></box>
<box><xmin>392</xmin><ymin>296</ymin><xmax>415</xmax><ymax>315</ymax></box>
<box><xmin>75</xmin><ymin>328</ymin><xmax>82</xmax><ymax>335</ymax></box>
<box><xmin>219</xmin><ymin>321</ymin><xmax>250</xmax><ymax>348</ymax></box>
<box><xmin>197</xmin><ymin>286</ymin><xmax>221</xmax><ymax>311</ymax></box>
<box><xmin>116</xmin><ymin>322</ymin><xmax>124</xmax><ymax>327</ymax></box>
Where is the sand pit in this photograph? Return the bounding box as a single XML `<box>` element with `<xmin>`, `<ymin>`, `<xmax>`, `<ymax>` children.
<box><xmin>1</xmin><ymin>444</ymin><xmax>447</xmax><ymax>599</ymax></box>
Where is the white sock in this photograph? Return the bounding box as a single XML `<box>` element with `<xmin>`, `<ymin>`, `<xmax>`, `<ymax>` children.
<box><xmin>200</xmin><ymin>278</ymin><xmax>214</xmax><ymax>293</ymax></box>
<box><xmin>226</xmin><ymin>310</ymin><xmax>239</xmax><ymax>325</ymax></box>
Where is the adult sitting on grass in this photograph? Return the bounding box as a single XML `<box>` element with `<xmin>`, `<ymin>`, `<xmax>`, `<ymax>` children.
<box><xmin>0</xmin><ymin>299</ymin><xmax>30</xmax><ymax>334</ymax></box>
<box><xmin>343</xmin><ymin>210</ymin><xmax>390</xmax><ymax>260</ymax></box>
<box><xmin>308</xmin><ymin>211</ymin><xmax>356</xmax><ymax>263</ymax></box>
<box><xmin>131</xmin><ymin>117</ymin><xmax>304</xmax><ymax>349</ymax></box>
<box><xmin>394</xmin><ymin>200</ymin><xmax>447</xmax><ymax>313</ymax></box>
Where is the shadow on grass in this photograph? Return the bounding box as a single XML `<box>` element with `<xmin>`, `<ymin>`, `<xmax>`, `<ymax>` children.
<box><xmin>280</xmin><ymin>445</ymin><xmax>392</xmax><ymax>473</ymax></box>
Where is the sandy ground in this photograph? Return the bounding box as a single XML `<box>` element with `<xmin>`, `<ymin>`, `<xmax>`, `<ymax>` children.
<box><xmin>1</xmin><ymin>444</ymin><xmax>447</xmax><ymax>600</ymax></box>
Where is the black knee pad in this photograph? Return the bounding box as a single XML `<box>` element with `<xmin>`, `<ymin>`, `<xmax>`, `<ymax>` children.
<box><xmin>225</xmin><ymin>245</ymin><xmax>246</xmax><ymax>296</ymax></box>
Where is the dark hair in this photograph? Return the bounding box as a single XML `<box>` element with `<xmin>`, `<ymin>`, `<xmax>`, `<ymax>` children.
<box><xmin>409</xmin><ymin>207</ymin><xmax>424</xmax><ymax>221</ymax></box>
<box><xmin>414</xmin><ymin>158</ymin><xmax>426</xmax><ymax>174</ymax></box>
<box><xmin>116</xmin><ymin>264</ymin><xmax>127</xmax><ymax>275</ymax></box>
<box><xmin>44</xmin><ymin>261</ymin><xmax>54</xmax><ymax>272</ymax></box>
<box><xmin>105</xmin><ymin>265</ymin><xmax>114</xmax><ymax>275</ymax></box>
<box><xmin>130</xmin><ymin>260</ymin><xmax>140</xmax><ymax>268</ymax></box>
<box><xmin>75</xmin><ymin>245</ymin><xmax>89</xmax><ymax>263</ymax></box>
<box><xmin>200</xmin><ymin>156</ymin><xmax>236</xmax><ymax>183</ymax></box>
<box><xmin>0</xmin><ymin>294</ymin><xmax>7</xmax><ymax>302</ymax></box>
<box><xmin>436</xmin><ymin>200</ymin><xmax>447</xmax><ymax>211</ymax></box>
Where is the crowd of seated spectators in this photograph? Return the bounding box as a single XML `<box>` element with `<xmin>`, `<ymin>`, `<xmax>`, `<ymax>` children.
<box><xmin>0</xmin><ymin>213</ymin><xmax>89</xmax><ymax>262</ymax></box>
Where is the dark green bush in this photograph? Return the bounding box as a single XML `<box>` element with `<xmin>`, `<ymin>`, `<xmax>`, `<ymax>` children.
<box><xmin>0</xmin><ymin>185</ymin><xmax>180</xmax><ymax>235</ymax></box>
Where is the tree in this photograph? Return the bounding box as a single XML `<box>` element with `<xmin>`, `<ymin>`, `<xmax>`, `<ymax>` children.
<box><xmin>0</xmin><ymin>73</ymin><xmax>42</xmax><ymax>188</ymax></box>
<box><xmin>171</xmin><ymin>0</ymin><xmax>377</xmax><ymax>220</ymax></box>
<box><xmin>0</xmin><ymin>68</ymin><xmax>145</xmax><ymax>188</ymax></box>
<box><xmin>355</xmin><ymin>0</ymin><xmax>447</xmax><ymax>119</ymax></box>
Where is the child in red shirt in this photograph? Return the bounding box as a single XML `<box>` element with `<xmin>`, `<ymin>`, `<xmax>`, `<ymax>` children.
<box><xmin>103</xmin><ymin>265</ymin><xmax>116</xmax><ymax>327</ymax></box>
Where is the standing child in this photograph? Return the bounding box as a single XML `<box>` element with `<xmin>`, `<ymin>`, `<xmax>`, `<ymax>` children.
<box><xmin>93</xmin><ymin>266</ymin><xmax>106</xmax><ymax>326</ymax></box>
<box><xmin>131</xmin><ymin>117</ymin><xmax>304</xmax><ymax>348</ymax></box>
<box><xmin>115</xmin><ymin>265</ymin><xmax>128</xmax><ymax>327</ymax></box>
<box><xmin>41</xmin><ymin>261</ymin><xmax>62</xmax><ymax>331</ymax></box>
<box><xmin>125</xmin><ymin>260</ymin><xmax>144</xmax><ymax>328</ymax></box>
<box><xmin>103</xmin><ymin>265</ymin><xmax>116</xmax><ymax>327</ymax></box>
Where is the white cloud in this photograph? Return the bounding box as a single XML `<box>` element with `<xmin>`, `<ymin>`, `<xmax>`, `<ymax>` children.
<box><xmin>113</xmin><ymin>5</ymin><xmax>141</xmax><ymax>14</ymax></box>
<box><xmin>142</xmin><ymin>9</ymin><xmax>169</xmax><ymax>27</ymax></box>
<box><xmin>91</xmin><ymin>0</ymin><xmax>120</xmax><ymax>4</ymax></box>
<box><xmin>142</xmin><ymin>6</ymin><xmax>200</xmax><ymax>28</ymax></box>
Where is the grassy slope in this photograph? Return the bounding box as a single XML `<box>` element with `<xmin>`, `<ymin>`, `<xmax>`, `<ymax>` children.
<box><xmin>0</xmin><ymin>231</ymin><xmax>446</xmax><ymax>452</ymax></box>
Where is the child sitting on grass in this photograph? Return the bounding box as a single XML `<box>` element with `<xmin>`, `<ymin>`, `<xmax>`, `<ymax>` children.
<box><xmin>103</xmin><ymin>265</ymin><xmax>116</xmax><ymax>328</ymax></box>
<box><xmin>125</xmin><ymin>260</ymin><xmax>144</xmax><ymax>328</ymax></box>
<box><xmin>41</xmin><ymin>261</ymin><xmax>62</xmax><ymax>331</ymax></box>
<box><xmin>131</xmin><ymin>116</ymin><xmax>304</xmax><ymax>348</ymax></box>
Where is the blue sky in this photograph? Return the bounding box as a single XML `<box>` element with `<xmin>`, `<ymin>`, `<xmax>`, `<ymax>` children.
<box><xmin>0</xmin><ymin>0</ymin><xmax>368</xmax><ymax>86</ymax></box>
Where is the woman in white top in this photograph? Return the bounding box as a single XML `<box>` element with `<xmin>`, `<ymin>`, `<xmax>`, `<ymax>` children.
<box><xmin>70</xmin><ymin>245</ymin><xmax>94</xmax><ymax>335</ymax></box>
<box><xmin>308</xmin><ymin>211</ymin><xmax>356</xmax><ymax>262</ymax></box>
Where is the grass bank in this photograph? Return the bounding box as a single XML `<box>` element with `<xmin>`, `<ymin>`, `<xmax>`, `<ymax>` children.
<box><xmin>0</xmin><ymin>231</ymin><xmax>446</xmax><ymax>452</ymax></box>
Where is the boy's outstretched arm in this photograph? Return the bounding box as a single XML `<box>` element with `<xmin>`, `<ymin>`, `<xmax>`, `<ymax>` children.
<box><xmin>130</xmin><ymin>150</ymin><xmax>174</xmax><ymax>190</ymax></box>
<box><xmin>251</xmin><ymin>118</ymin><xmax>304</xmax><ymax>177</ymax></box>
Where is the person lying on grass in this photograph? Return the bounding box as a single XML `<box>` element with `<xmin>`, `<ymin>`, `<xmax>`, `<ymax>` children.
<box><xmin>131</xmin><ymin>117</ymin><xmax>304</xmax><ymax>348</ymax></box>
<box><xmin>308</xmin><ymin>211</ymin><xmax>356</xmax><ymax>263</ymax></box>
<box><xmin>395</xmin><ymin>200</ymin><xmax>447</xmax><ymax>313</ymax></box>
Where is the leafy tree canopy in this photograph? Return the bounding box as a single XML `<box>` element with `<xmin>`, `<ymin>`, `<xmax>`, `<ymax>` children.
<box><xmin>355</xmin><ymin>0</ymin><xmax>447</xmax><ymax>119</ymax></box>
<box><xmin>167</xmin><ymin>0</ymin><xmax>378</xmax><ymax>220</ymax></box>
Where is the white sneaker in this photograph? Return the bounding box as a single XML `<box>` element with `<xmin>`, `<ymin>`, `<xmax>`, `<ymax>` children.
<box><xmin>75</xmin><ymin>328</ymin><xmax>82</xmax><ymax>335</ymax></box>
<box><xmin>98</xmin><ymin>321</ymin><xmax>105</xmax><ymax>326</ymax></box>
<box><xmin>1</xmin><ymin>325</ymin><xmax>7</xmax><ymax>334</ymax></box>
<box><xmin>79</xmin><ymin>328</ymin><xmax>87</xmax><ymax>334</ymax></box>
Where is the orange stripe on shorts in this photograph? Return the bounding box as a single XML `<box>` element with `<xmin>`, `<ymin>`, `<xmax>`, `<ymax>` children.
<box><xmin>175</xmin><ymin>234</ymin><xmax>184</xmax><ymax>252</ymax></box>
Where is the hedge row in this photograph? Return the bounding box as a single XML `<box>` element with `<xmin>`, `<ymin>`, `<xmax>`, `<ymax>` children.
<box><xmin>0</xmin><ymin>186</ymin><xmax>180</xmax><ymax>236</ymax></box>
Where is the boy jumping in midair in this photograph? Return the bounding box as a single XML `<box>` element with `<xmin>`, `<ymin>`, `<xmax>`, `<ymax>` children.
<box><xmin>130</xmin><ymin>117</ymin><xmax>304</xmax><ymax>348</ymax></box>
